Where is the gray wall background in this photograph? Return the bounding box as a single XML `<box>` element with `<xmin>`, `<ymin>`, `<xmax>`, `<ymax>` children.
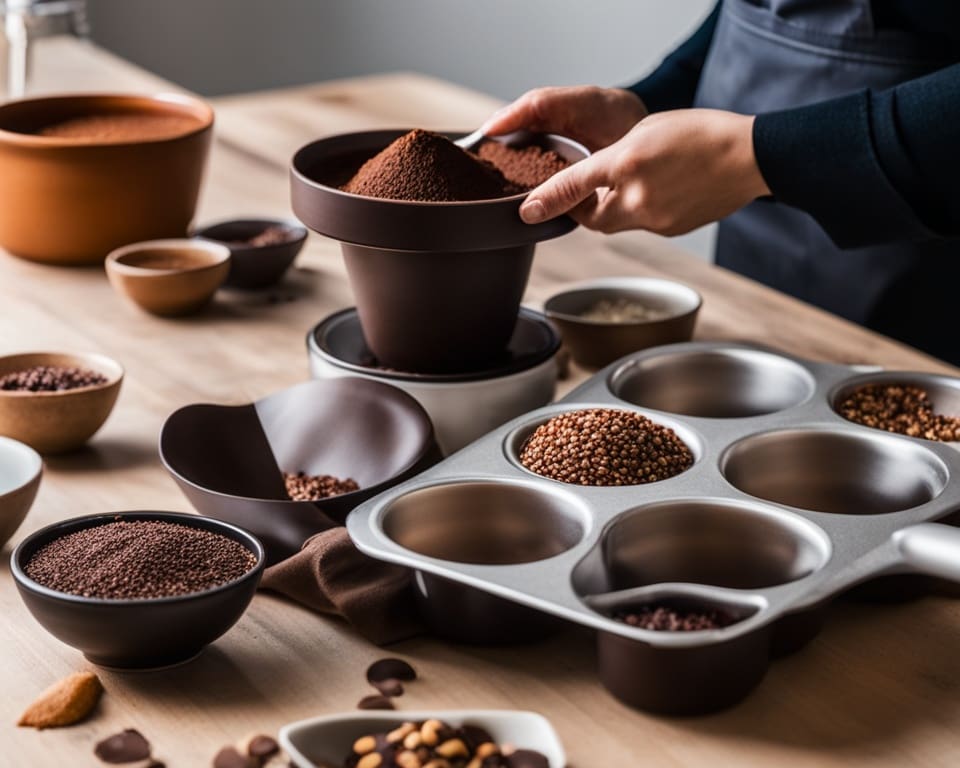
<box><xmin>85</xmin><ymin>0</ymin><xmax>717</xmax><ymax>258</ymax></box>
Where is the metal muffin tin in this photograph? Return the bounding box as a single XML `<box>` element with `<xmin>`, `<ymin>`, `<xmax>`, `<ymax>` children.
<box><xmin>347</xmin><ymin>342</ymin><xmax>960</xmax><ymax>715</ymax></box>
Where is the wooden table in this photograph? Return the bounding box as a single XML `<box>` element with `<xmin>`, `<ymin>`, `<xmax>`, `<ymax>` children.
<box><xmin>4</xmin><ymin>38</ymin><xmax>960</xmax><ymax>767</ymax></box>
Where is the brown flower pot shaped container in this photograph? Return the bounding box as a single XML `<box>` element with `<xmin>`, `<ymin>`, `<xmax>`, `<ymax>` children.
<box><xmin>0</xmin><ymin>93</ymin><xmax>213</xmax><ymax>266</ymax></box>
<box><xmin>290</xmin><ymin>130</ymin><xmax>589</xmax><ymax>373</ymax></box>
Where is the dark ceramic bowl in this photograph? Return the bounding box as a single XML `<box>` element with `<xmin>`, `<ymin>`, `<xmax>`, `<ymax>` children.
<box><xmin>290</xmin><ymin>129</ymin><xmax>589</xmax><ymax>373</ymax></box>
<box><xmin>159</xmin><ymin>378</ymin><xmax>440</xmax><ymax>564</ymax></box>
<box><xmin>193</xmin><ymin>218</ymin><xmax>308</xmax><ymax>289</ymax></box>
<box><xmin>11</xmin><ymin>511</ymin><xmax>264</xmax><ymax>669</ymax></box>
<box><xmin>545</xmin><ymin>277</ymin><xmax>703</xmax><ymax>370</ymax></box>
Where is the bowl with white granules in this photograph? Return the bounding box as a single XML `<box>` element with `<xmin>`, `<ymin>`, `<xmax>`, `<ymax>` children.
<box><xmin>11</xmin><ymin>510</ymin><xmax>265</xmax><ymax>669</ymax></box>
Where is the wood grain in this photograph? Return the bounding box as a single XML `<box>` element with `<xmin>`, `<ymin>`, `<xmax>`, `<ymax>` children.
<box><xmin>3</xmin><ymin>37</ymin><xmax>959</xmax><ymax>767</ymax></box>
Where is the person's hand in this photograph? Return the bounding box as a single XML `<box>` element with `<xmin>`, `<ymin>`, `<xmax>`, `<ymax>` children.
<box><xmin>519</xmin><ymin>108</ymin><xmax>771</xmax><ymax>235</ymax></box>
<box><xmin>482</xmin><ymin>85</ymin><xmax>648</xmax><ymax>152</ymax></box>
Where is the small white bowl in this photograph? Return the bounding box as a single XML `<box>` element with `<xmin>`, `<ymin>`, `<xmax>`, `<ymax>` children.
<box><xmin>308</xmin><ymin>308</ymin><xmax>560</xmax><ymax>455</ymax></box>
<box><xmin>280</xmin><ymin>710</ymin><xmax>566</xmax><ymax>768</ymax></box>
<box><xmin>0</xmin><ymin>436</ymin><xmax>42</xmax><ymax>549</ymax></box>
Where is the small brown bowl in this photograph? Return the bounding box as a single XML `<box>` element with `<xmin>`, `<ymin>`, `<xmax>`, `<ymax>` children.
<box><xmin>0</xmin><ymin>437</ymin><xmax>42</xmax><ymax>549</ymax></box>
<box><xmin>0</xmin><ymin>352</ymin><xmax>123</xmax><ymax>454</ymax></box>
<box><xmin>193</xmin><ymin>218</ymin><xmax>308</xmax><ymax>289</ymax></box>
<box><xmin>544</xmin><ymin>277</ymin><xmax>702</xmax><ymax>370</ymax></box>
<box><xmin>105</xmin><ymin>239</ymin><xmax>231</xmax><ymax>317</ymax></box>
<box><xmin>0</xmin><ymin>93</ymin><xmax>213</xmax><ymax>266</ymax></box>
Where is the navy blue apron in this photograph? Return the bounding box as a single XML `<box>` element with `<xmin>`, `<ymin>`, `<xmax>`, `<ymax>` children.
<box><xmin>695</xmin><ymin>0</ymin><xmax>960</xmax><ymax>363</ymax></box>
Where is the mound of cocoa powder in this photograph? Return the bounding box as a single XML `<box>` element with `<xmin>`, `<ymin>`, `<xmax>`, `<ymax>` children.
<box><xmin>341</xmin><ymin>129</ymin><xmax>570</xmax><ymax>202</ymax></box>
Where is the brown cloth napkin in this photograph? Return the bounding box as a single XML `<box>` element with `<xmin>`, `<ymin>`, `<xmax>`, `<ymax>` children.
<box><xmin>259</xmin><ymin>527</ymin><xmax>425</xmax><ymax>645</ymax></box>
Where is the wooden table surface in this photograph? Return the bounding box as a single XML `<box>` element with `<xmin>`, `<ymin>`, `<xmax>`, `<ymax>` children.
<box><xmin>4</xmin><ymin>38</ymin><xmax>960</xmax><ymax>767</ymax></box>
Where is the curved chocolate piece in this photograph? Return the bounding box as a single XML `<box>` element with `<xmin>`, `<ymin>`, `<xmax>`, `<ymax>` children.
<box><xmin>94</xmin><ymin>729</ymin><xmax>151</xmax><ymax>764</ymax></box>
<box><xmin>356</xmin><ymin>694</ymin><xmax>395</xmax><ymax>711</ymax></box>
<box><xmin>366</xmin><ymin>657</ymin><xmax>417</xmax><ymax>685</ymax></box>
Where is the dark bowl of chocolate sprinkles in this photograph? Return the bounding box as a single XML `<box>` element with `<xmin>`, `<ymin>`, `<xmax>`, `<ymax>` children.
<box><xmin>192</xmin><ymin>217</ymin><xmax>308</xmax><ymax>290</ymax></box>
<box><xmin>11</xmin><ymin>510</ymin><xmax>264</xmax><ymax>669</ymax></box>
<box><xmin>0</xmin><ymin>351</ymin><xmax>123</xmax><ymax>454</ymax></box>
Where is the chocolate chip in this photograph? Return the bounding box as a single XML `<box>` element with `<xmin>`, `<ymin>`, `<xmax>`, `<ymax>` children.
<box><xmin>366</xmin><ymin>658</ymin><xmax>417</xmax><ymax>685</ymax></box>
<box><xmin>94</xmin><ymin>729</ymin><xmax>152</xmax><ymax>763</ymax></box>
<box><xmin>506</xmin><ymin>750</ymin><xmax>550</xmax><ymax>768</ymax></box>
<box><xmin>212</xmin><ymin>746</ymin><xmax>253</xmax><ymax>768</ymax></box>
<box><xmin>247</xmin><ymin>734</ymin><xmax>279</xmax><ymax>758</ymax></box>
<box><xmin>372</xmin><ymin>677</ymin><xmax>404</xmax><ymax>697</ymax></box>
<box><xmin>357</xmin><ymin>694</ymin><xmax>395</xmax><ymax>710</ymax></box>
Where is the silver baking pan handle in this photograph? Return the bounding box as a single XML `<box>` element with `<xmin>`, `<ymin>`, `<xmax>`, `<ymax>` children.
<box><xmin>895</xmin><ymin>523</ymin><xmax>960</xmax><ymax>583</ymax></box>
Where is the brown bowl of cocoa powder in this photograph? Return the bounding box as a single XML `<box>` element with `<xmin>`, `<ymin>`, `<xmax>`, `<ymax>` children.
<box><xmin>0</xmin><ymin>93</ymin><xmax>213</xmax><ymax>266</ymax></box>
<box><xmin>291</xmin><ymin>129</ymin><xmax>589</xmax><ymax>373</ymax></box>
<box><xmin>11</xmin><ymin>511</ymin><xmax>264</xmax><ymax>669</ymax></box>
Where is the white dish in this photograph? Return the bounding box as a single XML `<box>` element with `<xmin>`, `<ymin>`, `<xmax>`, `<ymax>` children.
<box><xmin>280</xmin><ymin>709</ymin><xmax>566</xmax><ymax>768</ymax></box>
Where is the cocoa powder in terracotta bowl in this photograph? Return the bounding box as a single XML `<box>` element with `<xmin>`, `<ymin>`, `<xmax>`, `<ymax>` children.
<box><xmin>290</xmin><ymin>129</ymin><xmax>589</xmax><ymax>373</ymax></box>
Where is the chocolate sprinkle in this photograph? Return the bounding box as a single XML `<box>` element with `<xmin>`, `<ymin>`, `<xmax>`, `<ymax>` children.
<box><xmin>357</xmin><ymin>694</ymin><xmax>395</xmax><ymax>711</ymax></box>
<box><xmin>94</xmin><ymin>729</ymin><xmax>152</xmax><ymax>764</ymax></box>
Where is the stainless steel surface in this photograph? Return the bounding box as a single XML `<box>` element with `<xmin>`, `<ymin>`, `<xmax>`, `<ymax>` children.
<box><xmin>453</xmin><ymin>126</ymin><xmax>485</xmax><ymax>151</ymax></box>
<box><xmin>347</xmin><ymin>341</ymin><xmax>960</xmax><ymax>650</ymax></box>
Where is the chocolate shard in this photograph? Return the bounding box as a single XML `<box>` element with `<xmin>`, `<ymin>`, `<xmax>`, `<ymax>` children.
<box><xmin>94</xmin><ymin>729</ymin><xmax>152</xmax><ymax>764</ymax></box>
<box><xmin>371</xmin><ymin>677</ymin><xmax>404</xmax><ymax>697</ymax></box>
<box><xmin>357</xmin><ymin>694</ymin><xmax>396</xmax><ymax>711</ymax></box>
<box><xmin>247</xmin><ymin>734</ymin><xmax>279</xmax><ymax>758</ymax></box>
<box><xmin>366</xmin><ymin>657</ymin><xmax>417</xmax><ymax>685</ymax></box>
<box><xmin>212</xmin><ymin>745</ymin><xmax>254</xmax><ymax>768</ymax></box>
<box><xmin>506</xmin><ymin>749</ymin><xmax>550</xmax><ymax>768</ymax></box>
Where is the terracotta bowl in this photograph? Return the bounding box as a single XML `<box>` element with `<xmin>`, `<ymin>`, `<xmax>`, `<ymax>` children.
<box><xmin>11</xmin><ymin>511</ymin><xmax>264</xmax><ymax>669</ymax></box>
<box><xmin>0</xmin><ymin>437</ymin><xmax>42</xmax><ymax>550</ymax></box>
<box><xmin>105</xmin><ymin>239</ymin><xmax>231</xmax><ymax>317</ymax></box>
<box><xmin>159</xmin><ymin>378</ymin><xmax>440</xmax><ymax>564</ymax></box>
<box><xmin>544</xmin><ymin>277</ymin><xmax>703</xmax><ymax>370</ymax></box>
<box><xmin>193</xmin><ymin>218</ymin><xmax>308</xmax><ymax>289</ymax></box>
<box><xmin>0</xmin><ymin>351</ymin><xmax>123</xmax><ymax>454</ymax></box>
<box><xmin>0</xmin><ymin>93</ymin><xmax>213</xmax><ymax>266</ymax></box>
<box><xmin>291</xmin><ymin>130</ymin><xmax>589</xmax><ymax>373</ymax></box>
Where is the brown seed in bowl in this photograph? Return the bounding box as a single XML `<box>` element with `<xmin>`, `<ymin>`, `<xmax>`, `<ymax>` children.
<box><xmin>17</xmin><ymin>670</ymin><xmax>103</xmax><ymax>729</ymax></box>
<box><xmin>0</xmin><ymin>365</ymin><xmax>108</xmax><ymax>392</ymax></box>
<box><xmin>839</xmin><ymin>384</ymin><xmax>960</xmax><ymax>441</ymax></box>
<box><xmin>614</xmin><ymin>603</ymin><xmax>738</xmax><ymax>632</ymax></box>
<box><xmin>283</xmin><ymin>471</ymin><xmax>360</xmax><ymax>501</ymax></box>
<box><xmin>519</xmin><ymin>408</ymin><xmax>693</xmax><ymax>486</ymax></box>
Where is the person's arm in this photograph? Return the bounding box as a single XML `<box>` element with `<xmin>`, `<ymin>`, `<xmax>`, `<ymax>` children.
<box><xmin>625</xmin><ymin>3</ymin><xmax>721</xmax><ymax>113</ymax></box>
<box><xmin>754</xmin><ymin>63</ymin><xmax>960</xmax><ymax>248</ymax></box>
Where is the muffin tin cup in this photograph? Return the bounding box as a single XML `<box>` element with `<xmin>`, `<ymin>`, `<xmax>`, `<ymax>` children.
<box><xmin>348</xmin><ymin>341</ymin><xmax>960</xmax><ymax>715</ymax></box>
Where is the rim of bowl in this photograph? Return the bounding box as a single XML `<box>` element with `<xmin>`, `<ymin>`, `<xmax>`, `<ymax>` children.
<box><xmin>158</xmin><ymin>378</ymin><xmax>437</xmax><ymax>506</ymax></box>
<box><xmin>307</xmin><ymin>307</ymin><xmax>562</xmax><ymax>383</ymax></box>
<box><xmin>106</xmin><ymin>239</ymin><xmax>232</xmax><ymax>276</ymax></box>
<box><xmin>192</xmin><ymin>218</ymin><xmax>309</xmax><ymax>251</ymax></box>
<box><xmin>544</xmin><ymin>277</ymin><xmax>703</xmax><ymax>326</ymax></box>
<box><xmin>11</xmin><ymin>511</ymin><xmax>265</xmax><ymax>605</ymax></box>
<box><xmin>0</xmin><ymin>92</ymin><xmax>214</xmax><ymax>148</ymax></box>
<box><xmin>291</xmin><ymin>130</ymin><xmax>590</xmax><ymax>208</ymax></box>
<box><xmin>0</xmin><ymin>436</ymin><xmax>42</xmax><ymax>499</ymax></box>
<box><xmin>0</xmin><ymin>351</ymin><xmax>124</xmax><ymax>398</ymax></box>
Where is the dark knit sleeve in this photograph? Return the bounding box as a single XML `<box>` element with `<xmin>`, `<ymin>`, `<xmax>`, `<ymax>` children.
<box><xmin>753</xmin><ymin>62</ymin><xmax>960</xmax><ymax>248</ymax></box>
<box><xmin>626</xmin><ymin>3</ymin><xmax>721</xmax><ymax>112</ymax></box>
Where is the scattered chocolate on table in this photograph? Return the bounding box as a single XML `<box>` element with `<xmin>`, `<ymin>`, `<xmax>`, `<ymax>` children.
<box><xmin>577</xmin><ymin>297</ymin><xmax>671</xmax><ymax>323</ymax></box>
<box><xmin>519</xmin><ymin>408</ymin><xmax>693</xmax><ymax>486</ymax></box>
<box><xmin>94</xmin><ymin>728</ymin><xmax>153</xmax><ymax>764</ymax></box>
<box><xmin>0</xmin><ymin>364</ymin><xmax>107</xmax><ymax>391</ymax></box>
<box><xmin>24</xmin><ymin>520</ymin><xmax>257</xmax><ymax>599</ymax></box>
<box><xmin>357</xmin><ymin>694</ymin><xmax>396</xmax><ymax>711</ymax></box>
<box><xmin>283</xmin><ymin>471</ymin><xmax>360</xmax><ymax>501</ymax></box>
<box><xmin>615</xmin><ymin>604</ymin><xmax>738</xmax><ymax>632</ymax></box>
<box><xmin>838</xmin><ymin>383</ymin><xmax>960</xmax><ymax>441</ymax></box>
<box><xmin>212</xmin><ymin>733</ymin><xmax>282</xmax><ymax>768</ymax></box>
<box><xmin>345</xmin><ymin>719</ymin><xmax>549</xmax><ymax>768</ymax></box>
<box><xmin>366</xmin><ymin>657</ymin><xmax>417</xmax><ymax>698</ymax></box>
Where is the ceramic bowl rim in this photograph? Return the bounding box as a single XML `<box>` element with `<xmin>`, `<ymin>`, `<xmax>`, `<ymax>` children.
<box><xmin>0</xmin><ymin>92</ymin><xmax>214</xmax><ymax>148</ymax></box>
<box><xmin>11</xmin><ymin>510</ymin><xmax>265</xmax><ymax>606</ymax></box>
<box><xmin>544</xmin><ymin>277</ymin><xmax>704</xmax><ymax>327</ymax></box>
<box><xmin>0</xmin><ymin>351</ymin><xmax>124</xmax><ymax>399</ymax></box>
<box><xmin>0</xmin><ymin>436</ymin><xmax>42</xmax><ymax>500</ymax></box>
<box><xmin>106</xmin><ymin>239</ymin><xmax>231</xmax><ymax>277</ymax></box>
